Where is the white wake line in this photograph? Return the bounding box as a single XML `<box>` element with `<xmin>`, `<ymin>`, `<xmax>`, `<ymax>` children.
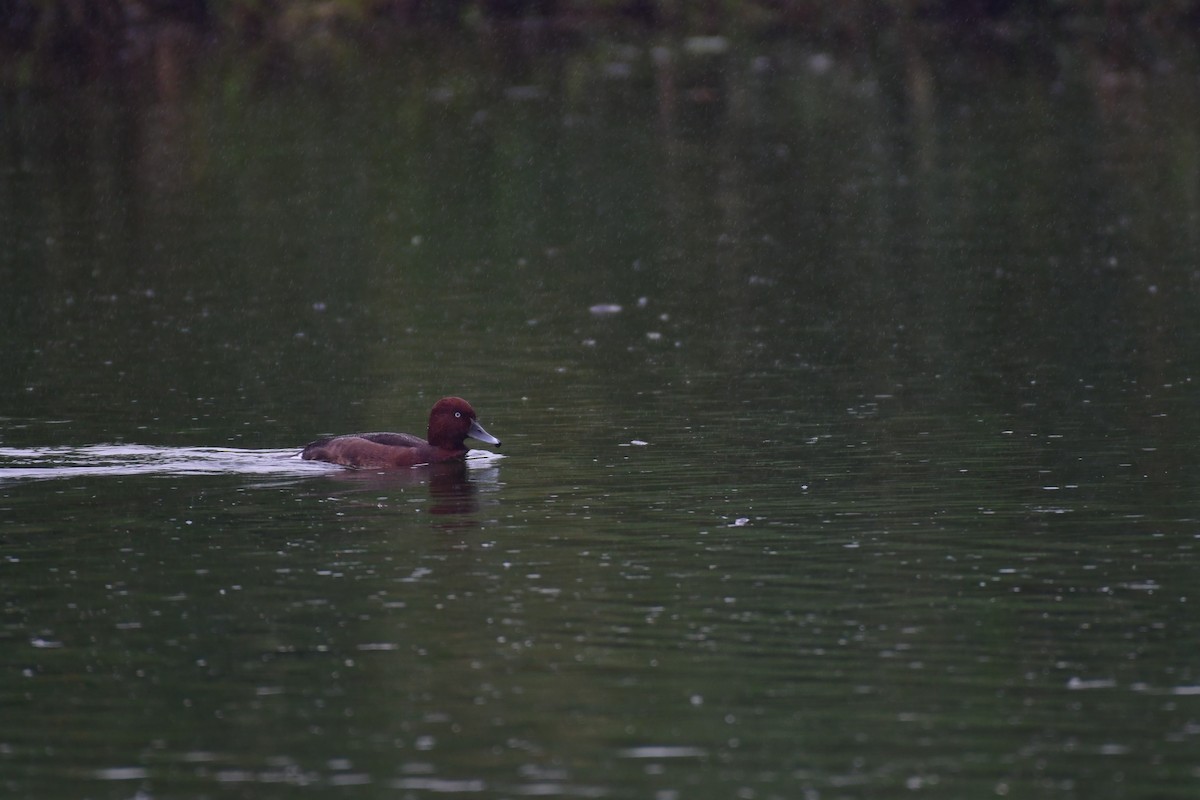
<box><xmin>0</xmin><ymin>445</ymin><xmax>504</xmax><ymax>481</ymax></box>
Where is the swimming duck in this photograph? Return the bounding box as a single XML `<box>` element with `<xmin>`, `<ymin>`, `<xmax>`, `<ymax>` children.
<box><xmin>301</xmin><ymin>396</ymin><xmax>500</xmax><ymax>468</ymax></box>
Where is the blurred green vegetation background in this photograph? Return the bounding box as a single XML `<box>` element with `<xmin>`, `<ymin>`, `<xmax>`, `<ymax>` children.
<box><xmin>3</xmin><ymin>0</ymin><xmax>1199</xmax><ymax>86</ymax></box>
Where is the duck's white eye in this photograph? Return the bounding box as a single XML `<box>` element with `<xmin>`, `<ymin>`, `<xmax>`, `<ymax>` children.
<box><xmin>454</xmin><ymin>411</ymin><xmax>462</xmax><ymax>418</ymax></box>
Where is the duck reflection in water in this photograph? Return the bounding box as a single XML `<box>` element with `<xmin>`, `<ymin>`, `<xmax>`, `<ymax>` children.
<box><xmin>315</xmin><ymin>459</ymin><xmax>495</xmax><ymax>517</ymax></box>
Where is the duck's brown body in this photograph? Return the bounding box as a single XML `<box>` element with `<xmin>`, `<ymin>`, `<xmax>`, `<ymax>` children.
<box><xmin>301</xmin><ymin>397</ymin><xmax>500</xmax><ymax>469</ymax></box>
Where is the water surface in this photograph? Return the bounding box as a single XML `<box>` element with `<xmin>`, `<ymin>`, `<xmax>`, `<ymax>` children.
<box><xmin>2</xmin><ymin>29</ymin><xmax>1200</xmax><ymax>800</ymax></box>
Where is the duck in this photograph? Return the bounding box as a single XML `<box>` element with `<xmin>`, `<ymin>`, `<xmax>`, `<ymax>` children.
<box><xmin>301</xmin><ymin>396</ymin><xmax>501</xmax><ymax>468</ymax></box>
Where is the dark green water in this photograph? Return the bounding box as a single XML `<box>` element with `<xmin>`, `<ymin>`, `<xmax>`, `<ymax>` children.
<box><xmin>2</xmin><ymin>29</ymin><xmax>1200</xmax><ymax>799</ymax></box>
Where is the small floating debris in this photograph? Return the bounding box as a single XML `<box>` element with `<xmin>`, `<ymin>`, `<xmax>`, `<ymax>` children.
<box><xmin>504</xmin><ymin>85</ymin><xmax>544</xmax><ymax>101</ymax></box>
<box><xmin>390</xmin><ymin>778</ymin><xmax>487</xmax><ymax>792</ymax></box>
<box><xmin>603</xmin><ymin>61</ymin><xmax>633</xmax><ymax>79</ymax></box>
<box><xmin>684</xmin><ymin>36</ymin><xmax>729</xmax><ymax>56</ymax></box>
<box><xmin>619</xmin><ymin>746</ymin><xmax>707</xmax><ymax>759</ymax></box>
<box><xmin>728</xmin><ymin>517</ymin><xmax>750</xmax><ymax>527</ymax></box>
<box><xmin>807</xmin><ymin>52</ymin><xmax>835</xmax><ymax>74</ymax></box>
<box><xmin>619</xmin><ymin>440</ymin><xmax>649</xmax><ymax>447</ymax></box>
<box><xmin>94</xmin><ymin>767</ymin><xmax>148</xmax><ymax>781</ymax></box>
<box><xmin>589</xmin><ymin>303</ymin><xmax>623</xmax><ymax>316</ymax></box>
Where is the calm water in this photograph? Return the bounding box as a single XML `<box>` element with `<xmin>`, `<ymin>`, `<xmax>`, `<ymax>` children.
<box><xmin>2</xmin><ymin>28</ymin><xmax>1200</xmax><ymax>799</ymax></box>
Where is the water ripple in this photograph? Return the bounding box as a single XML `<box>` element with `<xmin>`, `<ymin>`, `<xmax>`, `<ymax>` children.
<box><xmin>0</xmin><ymin>444</ymin><xmax>506</xmax><ymax>483</ymax></box>
<box><xmin>0</xmin><ymin>444</ymin><xmax>333</xmax><ymax>482</ymax></box>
